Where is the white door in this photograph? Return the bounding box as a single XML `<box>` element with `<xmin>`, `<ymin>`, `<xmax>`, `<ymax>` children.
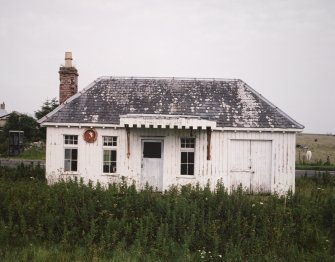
<box><xmin>141</xmin><ymin>139</ymin><xmax>164</xmax><ymax>191</ymax></box>
<box><xmin>250</xmin><ymin>140</ymin><xmax>272</xmax><ymax>192</ymax></box>
<box><xmin>230</xmin><ymin>140</ymin><xmax>252</xmax><ymax>191</ymax></box>
<box><xmin>230</xmin><ymin>140</ymin><xmax>272</xmax><ymax>193</ymax></box>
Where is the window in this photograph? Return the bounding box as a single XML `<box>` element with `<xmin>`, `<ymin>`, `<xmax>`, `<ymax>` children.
<box><xmin>103</xmin><ymin>136</ymin><xmax>117</xmax><ymax>174</ymax></box>
<box><xmin>103</xmin><ymin>136</ymin><xmax>117</xmax><ymax>146</ymax></box>
<box><xmin>64</xmin><ymin>135</ymin><xmax>78</xmax><ymax>145</ymax></box>
<box><xmin>64</xmin><ymin>148</ymin><xmax>78</xmax><ymax>171</ymax></box>
<box><xmin>180</xmin><ymin>138</ymin><xmax>195</xmax><ymax>175</ymax></box>
<box><xmin>64</xmin><ymin>135</ymin><xmax>78</xmax><ymax>172</ymax></box>
<box><xmin>143</xmin><ymin>142</ymin><xmax>162</xmax><ymax>158</ymax></box>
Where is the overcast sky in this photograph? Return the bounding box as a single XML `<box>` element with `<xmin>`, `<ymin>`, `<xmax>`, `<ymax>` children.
<box><xmin>0</xmin><ymin>0</ymin><xmax>334</xmax><ymax>133</ymax></box>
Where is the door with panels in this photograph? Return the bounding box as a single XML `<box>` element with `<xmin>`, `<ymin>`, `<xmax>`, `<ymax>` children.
<box><xmin>229</xmin><ymin>140</ymin><xmax>272</xmax><ymax>193</ymax></box>
<box><xmin>141</xmin><ymin>139</ymin><xmax>164</xmax><ymax>191</ymax></box>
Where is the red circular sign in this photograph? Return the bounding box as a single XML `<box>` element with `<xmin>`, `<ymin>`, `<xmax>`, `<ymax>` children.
<box><xmin>83</xmin><ymin>129</ymin><xmax>97</xmax><ymax>143</ymax></box>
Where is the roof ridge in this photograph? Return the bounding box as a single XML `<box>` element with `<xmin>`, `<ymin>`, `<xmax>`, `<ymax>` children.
<box><xmin>99</xmin><ymin>76</ymin><xmax>239</xmax><ymax>82</ymax></box>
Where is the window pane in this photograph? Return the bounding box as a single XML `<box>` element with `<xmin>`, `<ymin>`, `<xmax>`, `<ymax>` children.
<box><xmin>103</xmin><ymin>150</ymin><xmax>110</xmax><ymax>161</ymax></box>
<box><xmin>143</xmin><ymin>142</ymin><xmax>161</xmax><ymax>158</ymax></box>
<box><xmin>113</xmin><ymin>137</ymin><xmax>117</xmax><ymax>146</ymax></box>
<box><xmin>181</xmin><ymin>164</ymin><xmax>188</xmax><ymax>175</ymax></box>
<box><xmin>188</xmin><ymin>164</ymin><xmax>194</xmax><ymax>175</ymax></box>
<box><xmin>111</xmin><ymin>150</ymin><xmax>117</xmax><ymax>161</ymax></box>
<box><xmin>188</xmin><ymin>152</ymin><xmax>194</xmax><ymax>163</ymax></box>
<box><xmin>103</xmin><ymin>165</ymin><xmax>110</xmax><ymax>173</ymax></box>
<box><xmin>72</xmin><ymin>149</ymin><xmax>78</xmax><ymax>160</ymax></box>
<box><xmin>64</xmin><ymin>160</ymin><xmax>71</xmax><ymax>171</ymax></box>
<box><xmin>111</xmin><ymin>162</ymin><xmax>117</xmax><ymax>173</ymax></box>
<box><xmin>65</xmin><ymin>149</ymin><xmax>71</xmax><ymax>159</ymax></box>
<box><xmin>181</xmin><ymin>152</ymin><xmax>187</xmax><ymax>163</ymax></box>
<box><xmin>71</xmin><ymin>160</ymin><xmax>77</xmax><ymax>171</ymax></box>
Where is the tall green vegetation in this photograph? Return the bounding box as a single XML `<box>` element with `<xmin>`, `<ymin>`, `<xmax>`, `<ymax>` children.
<box><xmin>0</xmin><ymin>167</ymin><xmax>334</xmax><ymax>261</ymax></box>
<box><xmin>3</xmin><ymin>112</ymin><xmax>39</xmax><ymax>142</ymax></box>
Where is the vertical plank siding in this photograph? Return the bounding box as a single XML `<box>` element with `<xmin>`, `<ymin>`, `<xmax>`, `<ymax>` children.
<box><xmin>46</xmin><ymin>127</ymin><xmax>296</xmax><ymax>194</ymax></box>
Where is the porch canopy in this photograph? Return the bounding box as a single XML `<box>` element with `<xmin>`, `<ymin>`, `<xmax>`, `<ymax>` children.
<box><xmin>120</xmin><ymin>114</ymin><xmax>216</xmax><ymax>130</ymax></box>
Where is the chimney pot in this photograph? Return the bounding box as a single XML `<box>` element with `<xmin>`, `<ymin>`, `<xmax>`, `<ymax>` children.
<box><xmin>65</xmin><ymin>51</ymin><xmax>73</xmax><ymax>67</ymax></box>
<box><xmin>0</xmin><ymin>102</ymin><xmax>5</xmax><ymax>110</ymax></box>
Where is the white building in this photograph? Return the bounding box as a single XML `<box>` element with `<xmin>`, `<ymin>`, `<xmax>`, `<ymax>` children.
<box><xmin>39</xmin><ymin>53</ymin><xmax>304</xmax><ymax>194</ymax></box>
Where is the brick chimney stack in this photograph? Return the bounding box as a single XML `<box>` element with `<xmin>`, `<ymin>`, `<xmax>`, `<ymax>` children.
<box><xmin>59</xmin><ymin>52</ymin><xmax>78</xmax><ymax>104</ymax></box>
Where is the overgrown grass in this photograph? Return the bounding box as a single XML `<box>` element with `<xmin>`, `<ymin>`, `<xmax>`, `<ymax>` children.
<box><xmin>0</xmin><ymin>166</ymin><xmax>335</xmax><ymax>261</ymax></box>
<box><xmin>12</xmin><ymin>147</ymin><xmax>46</xmax><ymax>160</ymax></box>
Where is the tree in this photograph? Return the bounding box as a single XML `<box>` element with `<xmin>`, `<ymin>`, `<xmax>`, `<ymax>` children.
<box><xmin>35</xmin><ymin>98</ymin><xmax>59</xmax><ymax>120</ymax></box>
<box><xmin>3</xmin><ymin>112</ymin><xmax>39</xmax><ymax>142</ymax></box>
<box><xmin>35</xmin><ymin>98</ymin><xmax>59</xmax><ymax>141</ymax></box>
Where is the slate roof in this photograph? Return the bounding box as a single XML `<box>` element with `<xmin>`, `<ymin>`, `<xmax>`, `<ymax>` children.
<box><xmin>42</xmin><ymin>77</ymin><xmax>303</xmax><ymax>129</ymax></box>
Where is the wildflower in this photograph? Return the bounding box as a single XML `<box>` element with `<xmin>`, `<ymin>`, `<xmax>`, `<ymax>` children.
<box><xmin>218</xmin><ymin>254</ymin><xmax>222</xmax><ymax>258</ymax></box>
<box><xmin>252</xmin><ymin>203</ymin><xmax>255</xmax><ymax>207</ymax></box>
<box><xmin>259</xmin><ymin>202</ymin><xmax>264</xmax><ymax>205</ymax></box>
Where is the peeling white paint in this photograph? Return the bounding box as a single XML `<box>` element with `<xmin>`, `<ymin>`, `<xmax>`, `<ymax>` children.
<box><xmin>45</xmin><ymin>126</ymin><xmax>296</xmax><ymax>195</ymax></box>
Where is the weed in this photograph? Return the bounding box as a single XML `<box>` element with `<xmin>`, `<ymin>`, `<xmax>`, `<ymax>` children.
<box><xmin>0</xmin><ymin>169</ymin><xmax>334</xmax><ymax>260</ymax></box>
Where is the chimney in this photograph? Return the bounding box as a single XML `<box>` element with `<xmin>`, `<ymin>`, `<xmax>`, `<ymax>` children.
<box><xmin>0</xmin><ymin>102</ymin><xmax>4</xmax><ymax>110</ymax></box>
<box><xmin>59</xmin><ymin>52</ymin><xmax>79</xmax><ymax>104</ymax></box>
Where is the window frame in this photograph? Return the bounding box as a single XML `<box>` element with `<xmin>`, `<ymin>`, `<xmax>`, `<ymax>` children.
<box><xmin>102</xmin><ymin>136</ymin><xmax>118</xmax><ymax>175</ymax></box>
<box><xmin>64</xmin><ymin>135</ymin><xmax>78</xmax><ymax>145</ymax></box>
<box><xmin>180</xmin><ymin>138</ymin><xmax>195</xmax><ymax>176</ymax></box>
<box><xmin>63</xmin><ymin>135</ymin><xmax>78</xmax><ymax>173</ymax></box>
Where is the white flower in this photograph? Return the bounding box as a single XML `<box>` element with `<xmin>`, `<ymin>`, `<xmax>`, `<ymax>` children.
<box><xmin>259</xmin><ymin>202</ymin><xmax>264</xmax><ymax>205</ymax></box>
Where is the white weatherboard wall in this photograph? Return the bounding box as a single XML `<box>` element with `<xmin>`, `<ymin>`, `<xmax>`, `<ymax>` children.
<box><xmin>46</xmin><ymin>126</ymin><xmax>296</xmax><ymax>194</ymax></box>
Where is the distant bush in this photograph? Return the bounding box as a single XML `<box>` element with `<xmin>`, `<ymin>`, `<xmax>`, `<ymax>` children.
<box><xmin>0</xmin><ymin>171</ymin><xmax>334</xmax><ymax>260</ymax></box>
<box><xmin>0</xmin><ymin>164</ymin><xmax>45</xmax><ymax>182</ymax></box>
<box><xmin>296</xmin><ymin>164</ymin><xmax>335</xmax><ymax>171</ymax></box>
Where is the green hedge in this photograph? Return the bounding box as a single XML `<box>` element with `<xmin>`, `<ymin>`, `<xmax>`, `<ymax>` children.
<box><xmin>296</xmin><ymin>164</ymin><xmax>335</xmax><ymax>171</ymax></box>
<box><xmin>0</xmin><ymin>167</ymin><xmax>334</xmax><ymax>260</ymax></box>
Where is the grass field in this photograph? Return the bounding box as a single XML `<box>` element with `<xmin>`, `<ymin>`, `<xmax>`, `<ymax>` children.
<box><xmin>296</xmin><ymin>133</ymin><xmax>335</xmax><ymax>165</ymax></box>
